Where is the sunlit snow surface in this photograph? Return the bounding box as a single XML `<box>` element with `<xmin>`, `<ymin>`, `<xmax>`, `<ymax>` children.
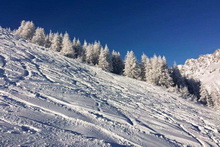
<box><xmin>0</xmin><ymin>29</ymin><xmax>220</xmax><ymax>147</ymax></box>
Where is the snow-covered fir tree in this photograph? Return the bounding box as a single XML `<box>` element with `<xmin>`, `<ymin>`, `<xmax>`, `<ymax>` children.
<box><xmin>147</xmin><ymin>55</ymin><xmax>158</xmax><ymax>85</ymax></box>
<box><xmin>140</xmin><ymin>54</ymin><xmax>149</xmax><ymax>81</ymax></box>
<box><xmin>157</xmin><ymin>56</ymin><xmax>173</xmax><ymax>87</ymax></box>
<box><xmin>85</xmin><ymin>43</ymin><xmax>94</xmax><ymax>64</ymax></box>
<box><xmin>73</xmin><ymin>38</ymin><xmax>84</xmax><ymax>61</ymax></box>
<box><xmin>61</xmin><ymin>32</ymin><xmax>75</xmax><ymax>58</ymax></box>
<box><xmin>14</xmin><ymin>20</ymin><xmax>26</xmax><ymax>36</ymax></box>
<box><xmin>85</xmin><ymin>41</ymin><xmax>101</xmax><ymax>65</ymax></box>
<box><xmin>199</xmin><ymin>86</ymin><xmax>211</xmax><ymax>105</ymax></box>
<box><xmin>124</xmin><ymin>51</ymin><xmax>141</xmax><ymax>79</ymax></box>
<box><xmin>210</xmin><ymin>90</ymin><xmax>220</xmax><ymax>108</ymax></box>
<box><xmin>31</xmin><ymin>27</ymin><xmax>46</xmax><ymax>46</ymax></box>
<box><xmin>98</xmin><ymin>45</ymin><xmax>112</xmax><ymax>71</ymax></box>
<box><xmin>45</xmin><ymin>35</ymin><xmax>50</xmax><ymax>48</ymax></box>
<box><xmin>15</xmin><ymin>20</ymin><xmax>35</xmax><ymax>40</ymax></box>
<box><xmin>50</xmin><ymin>33</ymin><xmax>62</xmax><ymax>52</ymax></box>
<box><xmin>44</xmin><ymin>30</ymin><xmax>54</xmax><ymax>48</ymax></box>
<box><xmin>171</xmin><ymin>62</ymin><xmax>185</xmax><ymax>88</ymax></box>
<box><xmin>92</xmin><ymin>41</ymin><xmax>101</xmax><ymax>65</ymax></box>
<box><xmin>112</xmin><ymin>50</ymin><xmax>124</xmax><ymax>75</ymax></box>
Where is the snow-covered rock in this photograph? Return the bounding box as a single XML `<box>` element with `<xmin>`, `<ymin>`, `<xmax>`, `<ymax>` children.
<box><xmin>180</xmin><ymin>49</ymin><xmax>220</xmax><ymax>105</ymax></box>
<box><xmin>0</xmin><ymin>28</ymin><xmax>220</xmax><ymax>146</ymax></box>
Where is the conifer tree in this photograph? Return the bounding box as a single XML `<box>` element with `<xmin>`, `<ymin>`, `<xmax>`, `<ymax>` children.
<box><xmin>50</xmin><ymin>33</ymin><xmax>62</xmax><ymax>52</ymax></box>
<box><xmin>98</xmin><ymin>45</ymin><xmax>112</xmax><ymax>71</ymax></box>
<box><xmin>85</xmin><ymin>43</ymin><xmax>94</xmax><ymax>64</ymax></box>
<box><xmin>210</xmin><ymin>90</ymin><xmax>220</xmax><ymax>108</ymax></box>
<box><xmin>124</xmin><ymin>51</ymin><xmax>140</xmax><ymax>79</ymax></box>
<box><xmin>171</xmin><ymin>62</ymin><xmax>185</xmax><ymax>88</ymax></box>
<box><xmin>85</xmin><ymin>41</ymin><xmax>101</xmax><ymax>65</ymax></box>
<box><xmin>112</xmin><ymin>50</ymin><xmax>124</xmax><ymax>75</ymax></box>
<box><xmin>140</xmin><ymin>54</ymin><xmax>149</xmax><ymax>81</ymax></box>
<box><xmin>61</xmin><ymin>32</ymin><xmax>75</xmax><ymax>58</ymax></box>
<box><xmin>157</xmin><ymin>56</ymin><xmax>173</xmax><ymax>87</ymax></box>
<box><xmin>199</xmin><ymin>86</ymin><xmax>210</xmax><ymax>105</ymax></box>
<box><xmin>92</xmin><ymin>41</ymin><xmax>101</xmax><ymax>65</ymax></box>
<box><xmin>73</xmin><ymin>38</ymin><xmax>84</xmax><ymax>60</ymax></box>
<box><xmin>31</xmin><ymin>27</ymin><xmax>46</xmax><ymax>46</ymax></box>
<box><xmin>15</xmin><ymin>20</ymin><xmax>35</xmax><ymax>40</ymax></box>
<box><xmin>44</xmin><ymin>30</ymin><xmax>54</xmax><ymax>48</ymax></box>
<box><xmin>14</xmin><ymin>20</ymin><xmax>26</xmax><ymax>36</ymax></box>
<box><xmin>147</xmin><ymin>55</ymin><xmax>158</xmax><ymax>84</ymax></box>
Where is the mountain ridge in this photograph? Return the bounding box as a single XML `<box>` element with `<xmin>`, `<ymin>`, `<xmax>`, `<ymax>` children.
<box><xmin>180</xmin><ymin>48</ymin><xmax>220</xmax><ymax>104</ymax></box>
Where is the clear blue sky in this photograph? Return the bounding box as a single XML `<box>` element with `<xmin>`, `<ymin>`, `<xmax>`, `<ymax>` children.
<box><xmin>1</xmin><ymin>0</ymin><xmax>220</xmax><ymax>65</ymax></box>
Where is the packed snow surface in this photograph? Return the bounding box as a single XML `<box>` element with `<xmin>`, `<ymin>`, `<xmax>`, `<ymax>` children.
<box><xmin>0</xmin><ymin>29</ymin><xmax>220</xmax><ymax>147</ymax></box>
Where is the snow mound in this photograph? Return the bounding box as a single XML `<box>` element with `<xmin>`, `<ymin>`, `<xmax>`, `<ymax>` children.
<box><xmin>0</xmin><ymin>28</ymin><xmax>220</xmax><ymax>146</ymax></box>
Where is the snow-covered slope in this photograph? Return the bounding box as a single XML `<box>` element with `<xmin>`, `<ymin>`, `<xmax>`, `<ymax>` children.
<box><xmin>0</xmin><ymin>29</ymin><xmax>220</xmax><ymax>147</ymax></box>
<box><xmin>179</xmin><ymin>49</ymin><xmax>220</xmax><ymax>94</ymax></box>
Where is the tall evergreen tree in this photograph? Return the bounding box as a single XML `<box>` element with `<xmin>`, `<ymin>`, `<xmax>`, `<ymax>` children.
<box><xmin>147</xmin><ymin>55</ymin><xmax>158</xmax><ymax>84</ymax></box>
<box><xmin>73</xmin><ymin>38</ymin><xmax>84</xmax><ymax>60</ymax></box>
<box><xmin>210</xmin><ymin>90</ymin><xmax>220</xmax><ymax>108</ymax></box>
<box><xmin>98</xmin><ymin>45</ymin><xmax>112</xmax><ymax>71</ymax></box>
<box><xmin>61</xmin><ymin>32</ymin><xmax>75</xmax><ymax>58</ymax></box>
<box><xmin>85</xmin><ymin>43</ymin><xmax>94</xmax><ymax>64</ymax></box>
<box><xmin>92</xmin><ymin>41</ymin><xmax>101</xmax><ymax>65</ymax></box>
<box><xmin>112</xmin><ymin>50</ymin><xmax>124</xmax><ymax>75</ymax></box>
<box><xmin>50</xmin><ymin>33</ymin><xmax>62</xmax><ymax>52</ymax></box>
<box><xmin>31</xmin><ymin>27</ymin><xmax>46</xmax><ymax>46</ymax></box>
<box><xmin>44</xmin><ymin>30</ymin><xmax>54</xmax><ymax>48</ymax></box>
<box><xmin>157</xmin><ymin>56</ymin><xmax>173</xmax><ymax>87</ymax></box>
<box><xmin>140</xmin><ymin>54</ymin><xmax>149</xmax><ymax>81</ymax></box>
<box><xmin>199</xmin><ymin>86</ymin><xmax>210</xmax><ymax>105</ymax></box>
<box><xmin>171</xmin><ymin>62</ymin><xmax>185</xmax><ymax>88</ymax></box>
<box><xmin>14</xmin><ymin>20</ymin><xmax>26</xmax><ymax>36</ymax></box>
<box><xmin>15</xmin><ymin>20</ymin><xmax>35</xmax><ymax>40</ymax></box>
<box><xmin>85</xmin><ymin>41</ymin><xmax>101</xmax><ymax>65</ymax></box>
<box><xmin>124</xmin><ymin>51</ymin><xmax>140</xmax><ymax>79</ymax></box>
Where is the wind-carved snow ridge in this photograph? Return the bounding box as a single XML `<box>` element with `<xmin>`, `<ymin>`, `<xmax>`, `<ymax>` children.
<box><xmin>0</xmin><ymin>28</ymin><xmax>220</xmax><ymax>146</ymax></box>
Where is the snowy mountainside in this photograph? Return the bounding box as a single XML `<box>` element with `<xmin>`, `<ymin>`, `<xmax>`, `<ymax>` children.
<box><xmin>0</xmin><ymin>29</ymin><xmax>220</xmax><ymax>146</ymax></box>
<box><xmin>179</xmin><ymin>49</ymin><xmax>220</xmax><ymax>93</ymax></box>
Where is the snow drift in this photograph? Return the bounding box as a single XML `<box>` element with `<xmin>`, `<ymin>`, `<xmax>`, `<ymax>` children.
<box><xmin>0</xmin><ymin>28</ymin><xmax>220</xmax><ymax>146</ymax></box>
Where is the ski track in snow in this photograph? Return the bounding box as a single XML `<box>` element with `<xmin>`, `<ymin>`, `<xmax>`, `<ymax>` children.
<box><xmin>0</xmin><ymin>29</ymin><xmax>220</xmax><ymax>147</ymax></box>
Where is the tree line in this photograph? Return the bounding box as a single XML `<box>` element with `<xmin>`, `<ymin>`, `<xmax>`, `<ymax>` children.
<box><xmin>14</xmin><ymin>20</ymin><xmax>217</xmax><ymax>107</ymax></box>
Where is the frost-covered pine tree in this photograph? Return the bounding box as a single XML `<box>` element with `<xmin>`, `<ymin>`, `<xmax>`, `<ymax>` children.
<box><xmin>124</xmin><ymin>51</ymin><xmax>141</xmax><ymax>79</ymax></box>
<box><xmin>44</xmin><ymin>30</ymin><xmax>54</xmax><ymax>48</ymax></box>
<box><xmin>171</xmin><ymin>62</ymin><xmax>185</xmax><ymax>88</ymax></box>
<box><xmin>61</xmin><ymin>32</ymin><xmax>75</xmax><ymax>58</ymax></box>
<box><xmin>210</xmin><ymin>90</ymin><xmax>220</xmax><ymax>108</ymax></box>
<box><xmin>15</xmin><ymin>20</ymin><xmax>35</xmax><ymax>40</ymax></box>
<box><xmin>50</xmin><ymin>33</ymin><xmax>62</xmax><ymax>52</ymax></box>
<box><xmin>112</xmin><ymin>50</ymin><xmax>124</xmax><ymax>75</ymax></box>
<box><xmin>147</xmin><ymin>55</ymin><xmax>158</xmax><ymax>84</ymax></box>
<box><xmin>45</xmin><ymin>35</ymin><xmax>50</xmax><ymax>48</ymax></box>
<box><xmin>98</xmin><ymin>45</ymin><xmax>112</xmax><ymax>71</ymax></box>
<box><xmin>157</xmin><ymin>56</ymin><xmax>173</xmax><ymax>87</ymax></box>
<box><xmin>14</xmin><ymin>20</ymin><xmax>26</xmax><ymax>36</ymax></box>
<box><xmin>199</xmin><ymin>86</ymin><xmax>211</xmax><ymax>106</ymax></box>
<box><xmin>85</xmin><ymin>41</ymin><xmax>101</xmax><ymax>65</ymax></box>
<box><xmin>31</xmin><ymin>27</ymin><xmax>46</xmax><ymax>46</ymax></box>
<box><xmin>73</xmin><ymin>38</ymin><xmax>84</xmax><ymax>60</ymax></box>
<box><xmin>140</xmin><ymin>54</ymin><xmax>149</xmax><ymax>81</ymax></box>
<box><xmin>92</xmin><ymin>41</ymin><xmax>101</xmax><ymax>65</ymax></box>
<box><xmin>85</xmin><ymin>43</ymin><xmax>94</xmax><ymax>64</ymax></box>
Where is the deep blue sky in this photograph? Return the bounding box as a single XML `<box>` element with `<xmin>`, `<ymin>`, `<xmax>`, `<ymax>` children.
<box><xmin>1</xmin><ymin>0</ymin><xmax>220</xmax><ymax>65</ymax></box>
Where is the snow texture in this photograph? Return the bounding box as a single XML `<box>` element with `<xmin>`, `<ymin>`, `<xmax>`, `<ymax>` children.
<box><xmin>0</xmin><ymin>29</ymin><xmax>220</xmax><ymax>146</ymax></box>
